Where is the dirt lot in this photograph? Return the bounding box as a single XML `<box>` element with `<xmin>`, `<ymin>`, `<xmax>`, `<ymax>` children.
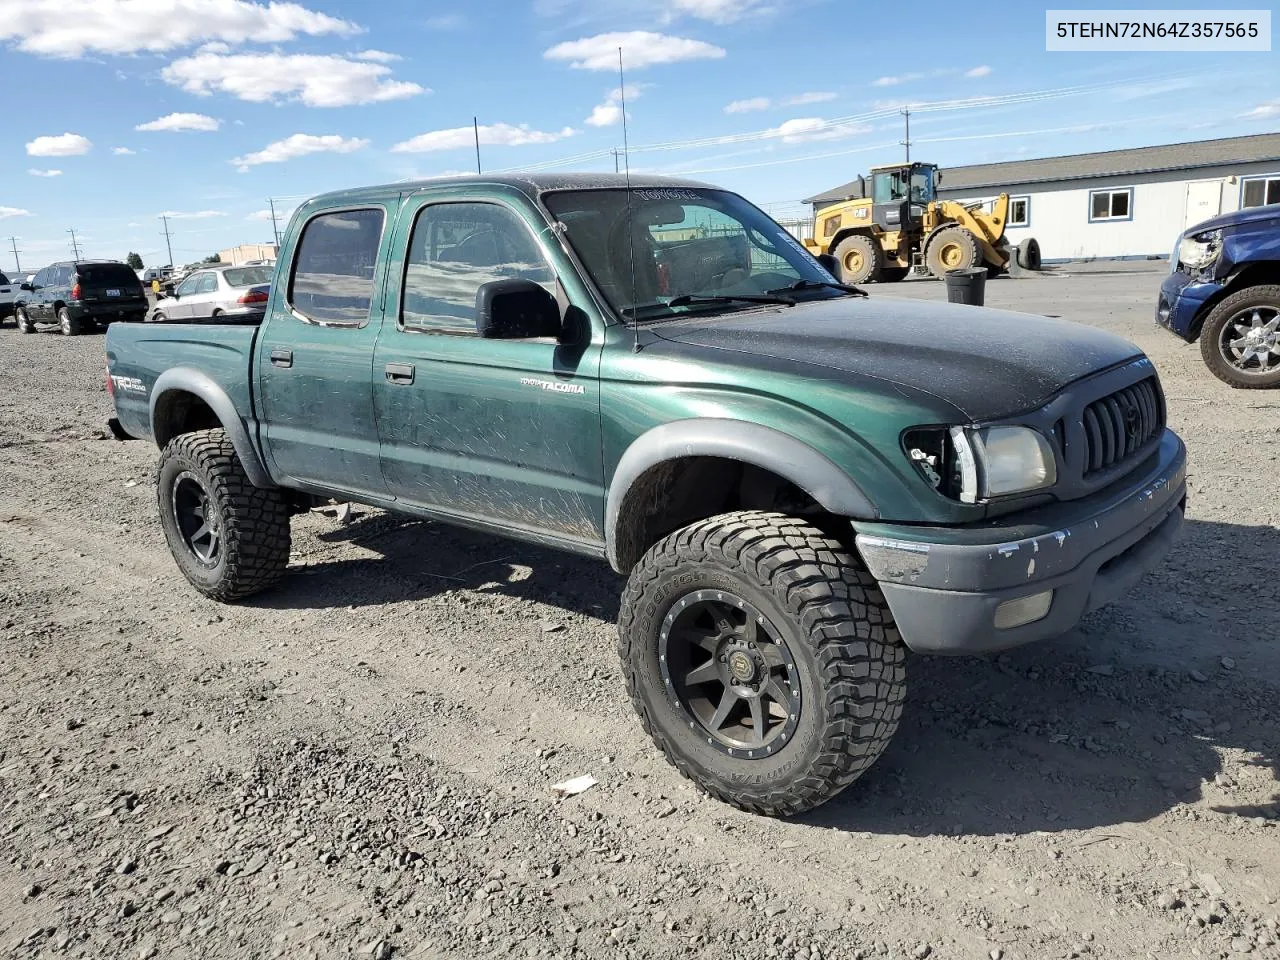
<box><xmin>1</xmin><ymin>267</ymin><xmax>1278</xmax><ymax>960</ymax></box>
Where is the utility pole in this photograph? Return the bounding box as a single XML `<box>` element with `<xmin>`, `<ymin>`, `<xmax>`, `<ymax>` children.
<box><xmin>611</xmin><ymin>148</ymin><xmax>620</xmax><ymax>173</ymax></box>
<box><xmin>900</xmin><ymin>108</ymin><xmax>912</xmax><ymax>165</ymax></box>
<box><xmin>473</xmin><ymin>117</ymin><xmax>482</xmax><ymax>175</ymax></box>
<box><xmin>7</xmin><ymin>237</ymin><xmax>19</xmax><ymax>273</ymax></box>
<box><xmin>267</xmin><ymin>197</ymin><xmax>281</xmax><ymax>246</ymax></box>
<box><xmin>67</xmin><ymin>228</ymin><xmax>82</xmax><ymax>260</ymax></box>
<box><xmin>160</xmin><ymin>215</ymin><xmax>174</xmax><ymax>268</ymax></box>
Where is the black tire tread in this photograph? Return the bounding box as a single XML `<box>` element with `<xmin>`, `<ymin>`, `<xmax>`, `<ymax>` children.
<box><xmin>158</xmin><ymin>429</ymin><xmax>291</xmax><ymax>600</ymax></box>
<box><xmin>1199</xmin><ymin>284</ymin><xmax>1280</xmax><ymax>389</ymax></box>
<box><xmin>926</xmin><ymin>225</ymin><xmax>981</xmax><ymax>277</ymax></box>
<box><xmin>617</xmin><ymin>510</ymin><xmax>905</xmax><ymax>817</ymax></box>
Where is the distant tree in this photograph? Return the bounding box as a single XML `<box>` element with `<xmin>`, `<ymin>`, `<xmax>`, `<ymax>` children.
<box><xmin>201</xmin><ymin>253</ymin><xmax>221</xmax><ymax>265</ymax></box>
<box><xmin>125</xmin><ymin>252</ymin><xmax>144</xmax><ymax>270</ymax></box>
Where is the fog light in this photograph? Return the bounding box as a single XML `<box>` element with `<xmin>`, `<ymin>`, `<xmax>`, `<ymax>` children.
<box><xmin>993</xmin><ymin>591</ymin><xmax>1053</xmax><ymax>629</ymax></box>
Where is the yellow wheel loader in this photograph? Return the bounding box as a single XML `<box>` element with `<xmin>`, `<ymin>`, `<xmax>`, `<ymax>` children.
<box><xmin>803</xmin><ymin>162</ymin><xmax>1041</xmax><ymax>283</ymax></box>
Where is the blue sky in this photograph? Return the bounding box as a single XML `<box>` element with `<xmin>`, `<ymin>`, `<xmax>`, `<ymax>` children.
<box><xmin>1</xmin><ymin>0</ymin><xmax>1276</xmax><ymax>271</ymax></box>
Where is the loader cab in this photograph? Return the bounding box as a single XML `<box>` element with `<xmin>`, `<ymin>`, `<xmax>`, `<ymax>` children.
<box><xmin>870</xmin><ymin>162</ymin><xmax>937</xmax><ymax>233</ymax></box>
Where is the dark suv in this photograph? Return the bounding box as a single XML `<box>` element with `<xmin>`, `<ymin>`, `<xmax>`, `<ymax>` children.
<box><xmin>14</xmin><ymin>259</ymin><xmax>148</xmax><ymax>335</ymax></box>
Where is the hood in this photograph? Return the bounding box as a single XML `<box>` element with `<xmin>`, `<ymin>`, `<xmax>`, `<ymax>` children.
<box><xmin>651</xmin><ymin>296</ymin><xmax>1143</xmax><ymax>421</ymax></box>
<box><xmin>1185</xmin><ymin>204</ymin><xmax>1280</xmax><ymax>235</ymax></box>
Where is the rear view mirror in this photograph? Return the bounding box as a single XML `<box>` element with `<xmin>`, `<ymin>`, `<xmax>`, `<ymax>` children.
<box><xmin>475</xmin><ymin>278</ymin><xmax>560</xmax><ymax>339</ymax></box>
<box><xmin>20</xmin><ymin>282</ymin><xmax>31</xmax><ymax>291</ymax></box>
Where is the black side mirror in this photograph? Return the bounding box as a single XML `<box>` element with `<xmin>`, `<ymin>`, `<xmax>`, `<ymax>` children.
<box><xmin>19</xmin><ymin>282</ymin><xmax>31</xmax><ymax>291</ymax></box>
<box><xmin>816</xmin><ymin>253</ymin><xmax>840</xmax><ymax>277</ymax></box>
<box><xmin>475</xmin><ymin>278</ymin><xmax>560</xmax><ymax>339</ymax></box>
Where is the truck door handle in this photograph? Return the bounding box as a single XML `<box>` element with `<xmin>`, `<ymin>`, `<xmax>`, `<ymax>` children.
<box><xmin>385</xmin><ymin>362</ymin><xmax>415</xmax><ymax>384</ymax></box>
<box><xmin>270</xmin><ymin>348</ymin><xmax>293</xmax><ymax>368</ymax></box>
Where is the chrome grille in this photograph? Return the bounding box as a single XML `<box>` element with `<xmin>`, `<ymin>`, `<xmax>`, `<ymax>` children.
<box><xmin>1080</xmin><ymin>377</ymin><xmax>1163</xmax><ymax>475</ymax></box>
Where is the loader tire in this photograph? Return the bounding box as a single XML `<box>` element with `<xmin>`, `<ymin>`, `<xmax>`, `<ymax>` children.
<box><xmin>833</xmin><ymin>234</ymin><xmax>883</xmax><ymax>284</ymax></box>
<box><xmin>1017</xmin><ymin>237</ymin><xmax>1042</xmax><ymax>271</ymax></box>
<box><xmin>925</xmin><ymin>226</ymin><xmax>981</xmax><ymax>278</ymax></box>
<box><xmin>617</xmin><ymin>510</ymin><xmax>906</xmax><ymax>817</ymax></box>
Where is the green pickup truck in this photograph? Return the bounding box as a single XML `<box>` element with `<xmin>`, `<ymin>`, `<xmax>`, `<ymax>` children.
<box><xmin>105</xmin><ymin>174</ymin><xmax>1186</xmax><ymax>816</ymax></box>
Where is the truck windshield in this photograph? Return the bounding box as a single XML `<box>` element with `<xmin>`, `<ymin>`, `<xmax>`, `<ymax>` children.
<box><xmin>543</xmin><ymin>188</ymin><xmax>843</xmax><ymax>321</ymax></box>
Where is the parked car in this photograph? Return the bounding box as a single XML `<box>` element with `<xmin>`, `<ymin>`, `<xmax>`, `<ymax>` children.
<box><xmin>150</xmin><ymin>263</ymin><xmax>271</xmax><ymax>323</ymax></box>
<box><xmin>15</xmin><ymin>260</ymin><xmax>148</xmax><ymax>335</ymax></box>
<box><xmin>0</xmin><ymin>269</ymin><xmax>17</xmax><ymax>320</ymax></box>
<box><xmin>105</xmin><ymin>173</ymin><xmax>1186</xmax><ymax>817</ymax></box>
<box><xmin>1157</xmin><ymin>204</ymin><xmax>1280</xmax><ymax>388</ymax></box>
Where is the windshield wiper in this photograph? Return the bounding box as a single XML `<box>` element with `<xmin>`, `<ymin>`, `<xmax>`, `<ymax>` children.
<box><xmin>768</xmin><ymin>278</ymin><xmax>868</xmax><ymax>298</ymax></box>
<box><xmin>666</xmin><ymin>292</ymin><xmax>795</xmax><ymax>308</ymax></box>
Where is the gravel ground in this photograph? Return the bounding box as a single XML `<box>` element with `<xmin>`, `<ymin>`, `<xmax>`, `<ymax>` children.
<box><xmin>1</xmin><ymin>268</ymin><xmax>1278</xmax><ymax>960</ymax></box>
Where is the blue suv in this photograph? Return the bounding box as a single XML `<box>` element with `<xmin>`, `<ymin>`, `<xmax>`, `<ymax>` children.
<box><xmin>1157</xmin><ymin>204</ymin><xmax>1280</xmax><ymax>388</ymax></box>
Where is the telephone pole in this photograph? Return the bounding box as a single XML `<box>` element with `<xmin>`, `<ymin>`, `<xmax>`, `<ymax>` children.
<box><xmin>900</xmin><ymin>108</ymin><xmax>912</xmax><ymax>164</ymax></box>
<box><xmin>611</xmin><ymin>148</ymin><xmax>620</xmax><ymax>173</ymax></box>
<box><xmin>6</xmin><ymin>237</ymin><xmax>19</xmax><ymax>273</ymax></box>
<box><xmin>267</xmin><ymin>197</ymin><xmax>281</xmax><ymax>246</ymax></box>
<box><xmin>67</xmin><ymin>228</ymin><xmax>82</xmax><ymax>260</ymax></box>
<box><xmin>159</xmin><ymin>215</ymin><xmax>175</xmax><ymax>268</ymax></box>
<box><xmin>473</xmin><ymin>116</ymin><xmax>482</xmax><ymax>174</ymax></box>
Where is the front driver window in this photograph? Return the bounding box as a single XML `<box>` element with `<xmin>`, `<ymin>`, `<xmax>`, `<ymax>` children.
<box><xmin>401</xmin><ymin>201</ymin><xmax>555</xmax><ymax>334</ymax></box>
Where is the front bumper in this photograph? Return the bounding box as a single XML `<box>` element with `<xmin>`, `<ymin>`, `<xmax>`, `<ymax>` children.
<box><xmin>1156</xmin><ymin>270</ymin><xmax>1221</xmax><ymax>341</ymax></box>
<box><xmin>854</xmin><ymin>429</ymin><xmax>1186</xmax><ymax>654</ymax></box>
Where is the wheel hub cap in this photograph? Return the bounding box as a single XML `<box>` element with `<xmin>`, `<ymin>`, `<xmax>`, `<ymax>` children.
<box><xmin>658</xmin><ymin>590</ymin><xmax>801</xmax><ymax>758</ymax></box>
<box><xmin>1223</xmin><ymin>307</ymin><xmax>1280</xmax><ymax>373</ymax></box>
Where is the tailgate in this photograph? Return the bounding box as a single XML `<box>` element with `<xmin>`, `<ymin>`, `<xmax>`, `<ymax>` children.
<box><xmin>77</xmin><ymin>264</ymin><xmax>147</xmax><ymax>304</ymax></box>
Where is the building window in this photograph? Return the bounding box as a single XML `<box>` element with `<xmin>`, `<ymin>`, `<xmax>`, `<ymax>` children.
<box><xmin>1241</xmin><ymin>175</ymin><xmax>1280</xmax><ymax>209</ymax></box>
<box><xmin>1007</xmin><ymin>195</ymin><xmax>1030</xmax><ymax>228</ymax></box>
<box><xmin>1088</xmin><ymin>188</ymin><xmax>1133</xmax><ymax>222</ymax></box>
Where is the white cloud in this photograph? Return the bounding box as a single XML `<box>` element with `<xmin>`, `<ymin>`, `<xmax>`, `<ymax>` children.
<box><xmin>112</xmin><ymin>146</ymin><xmax>136</xmax><ymax>155</ymax></box>
<box><xmin>1244</xmin><ymin>99</ymin><xmax>1280</xmax><ymax>119</ymax></box>
<box><xmin>158</xmin><ymin>210</ymin><xmax>227</xmax><ymax>219</ymax></box>
<box><xmin>585</xmin><ymin>83</ymin><xmax>649</xmax><ymax>127</ymax></box>
<box><xmin>787</xmin><ymin>91</ymin><xmax>836</xmax><ymax>106</ymax></box>
<box><xmin>424</xmin><ymin>13</ymin><xmax>465</xmax><ymax>29</ymax></box>
<box><xmin>725</xmin><ymin>91</ymin><xmax>835</xmax><ymax>113</ymax></box>
<box><xmin>772</xmin><ymin>117</ymin><xmax>871</xmax><ymax>144</ymax></box>
<box><xmin>966</xmin><ymin>65</ymin><xmax>992</xmax><ymax>78</ymax></box>
<box><xmin>872</xmin><ymin>72</ymin><xmax>920</xmax><ymax>87</ymax></box>
<box><xmin>667</xmin><ymin>0</ymin><xmax>771</xmax><ymax>22</ymax></box>
<box><xmin>0</xmin><ymin>0</ymin><xmax>360</xmax><ymax>58</ymax></box>
<box><xmin>232</xmin><ymin>133</ymin><xmax>369</xmax><ymax>171</ymax></box>
<box><xmin>136</xmin><ymin>112</ymin><xmax>221</xmax><ymax>132</ymax></box>
<box><xmin>353</xmin><ymin>49</ymin><xmax>399</xmax><ymax>62</ymax></box>
<box><xmin>26</xmin><ymin>132</ymin><xmax>92</xmax><ymax>156</ymax></box>
<box><xmin>391</xmin><ymin>123</ymin><xmax>576</xmax><ymax>154</ymax></box>
<box><xmin>247</xmin><ymin>207</ymin><xmax>296</xmax><ymax>221</ymax></box>
<box><xmin>544</xmin><ymin>31</ymin><xmax>724</xmax><ymax>71</ymax></box>
<box><xmin>162</xmin><ymin>51</ymin><xmax>426</xmax><ymax>107</ymax></box>
<box><xmin>28</xmin><ymin>168</ymin><xmax>63</xmax><ymax>177</ymax></box>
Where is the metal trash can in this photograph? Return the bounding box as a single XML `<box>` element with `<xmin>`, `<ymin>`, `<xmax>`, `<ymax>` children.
<box><xmin>944</xmin><ymin>267</ymin><xmax>987</xmax><ymax>306</ymax></box>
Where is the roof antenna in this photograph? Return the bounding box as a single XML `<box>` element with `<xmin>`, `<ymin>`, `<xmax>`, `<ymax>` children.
<box><xmin>618</xmin><ymin>46</ymin><xmax>640</xmax><ymax>353</ymax></box>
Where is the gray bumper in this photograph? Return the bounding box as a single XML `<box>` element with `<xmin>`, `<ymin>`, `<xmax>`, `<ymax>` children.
<box><xmin>854</xmin><ymin>430</ymin><xmax>1186</xmax><ymax>655</ymax></box>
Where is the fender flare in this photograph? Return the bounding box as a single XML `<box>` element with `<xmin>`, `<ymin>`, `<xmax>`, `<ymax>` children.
<box><xmin>149</xmin><ymin>367</ymin><xmax>275</xmax><ymax>489</ymax></box>
<box><xmin>604</xmin><ymin>418</ymin><xmax>878</xmax><ymax>570</ymax></box>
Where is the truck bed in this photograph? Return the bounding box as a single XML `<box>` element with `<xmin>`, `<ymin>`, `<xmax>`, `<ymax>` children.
<box><xmin>105</xmin><ymin>321</ymin><xmax>260</xmax><ymax>442</ymax></box>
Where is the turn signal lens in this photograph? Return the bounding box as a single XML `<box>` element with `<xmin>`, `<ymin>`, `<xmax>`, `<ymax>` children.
<box><xmin>994</xmin><ymin>591</ymin><xmax>1053</xmax><ymax>629</ymax></box>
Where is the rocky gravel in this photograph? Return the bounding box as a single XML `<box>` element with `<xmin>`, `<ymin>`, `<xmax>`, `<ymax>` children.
<box><xmin>2</xmin><ymin>268</ymin><xmax>1278</xmax><ymax>960</ymax></box>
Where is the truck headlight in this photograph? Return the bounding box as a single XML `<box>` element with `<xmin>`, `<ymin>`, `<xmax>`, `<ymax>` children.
<box><xmin>950</xmin><ymin>425</ymin><xmax>1057</xmax><ymax>502</ymax></box>
<box><xmin>1178</xmin><ymin>229</ymin><xmax>1221</xmax><ymax>272</ymax></box>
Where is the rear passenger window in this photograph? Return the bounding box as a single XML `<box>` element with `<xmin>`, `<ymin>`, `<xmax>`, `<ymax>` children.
<box><xmin>401</xmin><ymin>202</ymin><xmax>554</xmax><ymax>333</ymax></box>
<box><xmin>288</xmin><ymin>208</ymin><xmax>384</xmax><ymax>325</ymax></box>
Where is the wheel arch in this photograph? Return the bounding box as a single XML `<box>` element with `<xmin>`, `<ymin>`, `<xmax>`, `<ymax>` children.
<box><xmin>1189</xmin><ymin>261</ymin><xmax>1280</xmax><ymax>340</ymax></box>
<box><xmin>150</xmin><ymin>367</ymin><xmax>275</xmax><ymax>489</ymax></box>
<box><xmin>605</xmin><ymin>419</ymin><xmax>878</xmax><ymax>572</ymax></box>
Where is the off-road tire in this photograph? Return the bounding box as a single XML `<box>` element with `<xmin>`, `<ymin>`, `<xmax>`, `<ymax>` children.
<box><xmin>1199</xmin><ymin>284</ymin><xmax>1280</xmax><ymax>389</ymax></box>
<box><xmin>618</xmin><ymin>510</ymin><xmax>906</xmax><ymax>817</ymax></box>
<box><xmin>925</xmin><ymin>226</ymin><xmax>981</xmax><ymax>278</ymax></box>
<box><xmin>156</xmin><ymin>429</ymin><xmax>291</xmax><ymax>601</ymax></box>
<box><xmin>15</xmin><ymin>307</ymin><xmax>35</xmax><ymax>334</ymax></box>
<box><xmin>1017</xmin><ymin>237</ymin><xmax>1042</xmax><ymax>271</ymax></box>
<box><xmin>58</xmin><ymin>306</ymin><xmax>81</xmax><ymax>336</ymax></box>
<box><xmin>833</xmin><ymin>234</ymin><xmax>883</xmax><ymax>285</ymax></box>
